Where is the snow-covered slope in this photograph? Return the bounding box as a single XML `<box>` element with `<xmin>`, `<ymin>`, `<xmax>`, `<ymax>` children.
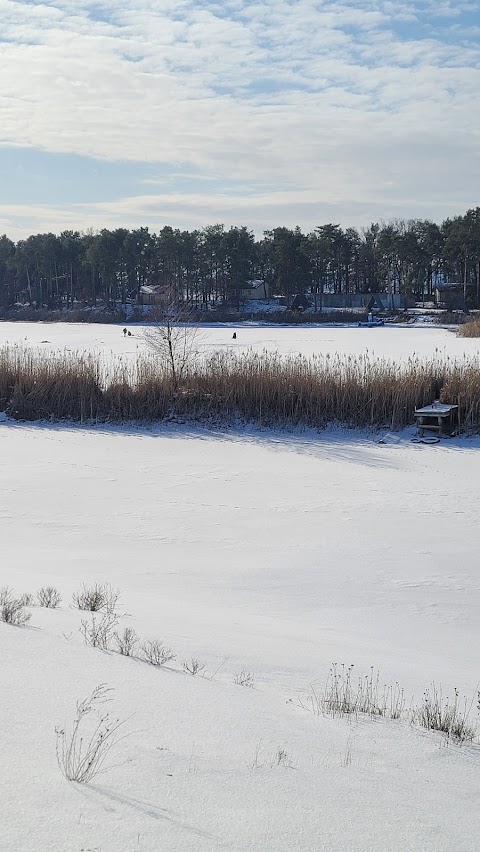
<box><xmin>3</xmin><ymin>619</ymin><xmax>480</xmax><ymax>852</ymax></box>
<box><xmin>1</xmin><ymin>420</ymin><xmax>480</xmax><ymax>851</ymax></box>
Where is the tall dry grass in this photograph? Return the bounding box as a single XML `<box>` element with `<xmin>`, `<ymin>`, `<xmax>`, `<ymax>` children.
<box><xmin>0</xmin><ymin>344</ymin><xmax>478</xmax><ymax>431</ymax></box>
<box><xmin>457</xmin><ymin>317</ymin><xmax>480</xmax><ymax>337</ymax></box>
<box><xmin>0</xmin><ymin>346</ymin><xmax>103</xmax><ymax>421</ymax></box>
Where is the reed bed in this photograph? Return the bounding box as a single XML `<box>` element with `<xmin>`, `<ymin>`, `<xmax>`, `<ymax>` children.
<box><xmin>1</xmin><ymin>344</ymin><xmax>479</xmax><ymax>431</ymax></box>
<box><xmin>457</xmin><ymin>316</ymin><xmax>480</xmax><ymax>337</ymax></box>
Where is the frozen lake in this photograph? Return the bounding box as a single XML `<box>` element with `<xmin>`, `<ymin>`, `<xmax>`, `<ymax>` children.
<box><xmin>3</xmin><ymin>428</ymin><xmax>480</xmax><ymax>852</ymax></box>
<box><xmin>0</xmin><ymin>320</ymin><xmax>479</xmax><ymax>363</ymax></box>
<box><xmin>2</xmin><ymin>320</ymin><xmax>480</xmax><ymax>852</ymax></box>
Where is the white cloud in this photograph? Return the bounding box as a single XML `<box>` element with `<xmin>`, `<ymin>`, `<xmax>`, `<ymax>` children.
<box><xmin>0</xmin><ymin>0</ymin><xmax>479</xmax><ymax>234</ymax></box>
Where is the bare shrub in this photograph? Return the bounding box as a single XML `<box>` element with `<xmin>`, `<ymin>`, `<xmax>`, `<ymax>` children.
<box><xmin>182</xmin><ymin>658</ymin><xmax>206</xmax><ymax>676</ymax></box>
<box><xmin>55</xmin><ymin>684</ymin><xmax>125</xmax><ymax>783</ymax></box>
<box><xmin>19</xmin><ymin>592</ymin><xmax>35</xmax><ymax>607</ymax></box>
<box><xmin>233</xmin><ymin>670</ymin><xmax>255</xmax><ymax>688</ymax></box>
<box><xmin>72</xmin><ymin>582</ymin><xmax>120</xmax><ymax>612</ymax></box>
<box><xmin>114</xmin><ymin>627</ymin><xmax>139</xmax><ymax>657</ymax></box>
<box><xmin>141</xmin><ymin>639</ymin><xmax>176</xmax><ymax>667</ymax></box>
<box><xmin>80</xmin><ymin>609</ymin><xmax>119</xmax><ymax>650</ymax></box>
<box><xmin>37</xmin><ymin>586</ymin><xmax>62</xmax><ymax>608</ymax></box>
<box><xmin>0</xmin><ymin>586</ymin><xmax>32</xmax><ymax>626</ymax></box>
<box><xmin>413</xmin><ymin>684</ymin><xmax>476</xmax><ymax>743</ymax></box>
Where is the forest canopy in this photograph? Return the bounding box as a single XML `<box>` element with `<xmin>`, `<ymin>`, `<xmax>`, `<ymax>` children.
<box><xmin>1</xmin><ymin>208</ymin><xmax>479</xmax><ymax>311</ymax></box>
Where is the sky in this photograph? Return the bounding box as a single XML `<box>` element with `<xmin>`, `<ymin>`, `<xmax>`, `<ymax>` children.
<box><xmin>0</xmin><ymin>0</ymin><xmax>479</xmax><ymax>239</ymax></box>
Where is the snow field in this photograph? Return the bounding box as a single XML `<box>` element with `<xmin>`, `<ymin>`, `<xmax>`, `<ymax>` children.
<box><xmin>3</xmin><ymin>617</ymin><xmax>480</xmax><ymax>852</ymax></box>
<box><xmin>1</xmin><ymin>322</ymin><xmax>480</xmax><ymax>851</ymax></box>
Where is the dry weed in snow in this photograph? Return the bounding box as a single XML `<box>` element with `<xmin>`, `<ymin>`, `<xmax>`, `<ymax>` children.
<box><xmin>55</xmin><ymin>684</ymin><xmax>126</xmax><ymax>783</ymax></box>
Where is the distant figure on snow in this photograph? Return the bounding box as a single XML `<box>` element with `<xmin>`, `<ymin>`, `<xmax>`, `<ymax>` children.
<box><xmin>232</xmin><ymin>332</ymin><xmax>237</xmax><ymax>339</ymax></box>
<box><xmin>128</xmin><ymin>330</ymin><xmax>132</xmax><ymax>336</ymax></box>
<box><xmin>123</xmin><ymin>327</ymin><xmax>127</xmax><ymax>336</ymax></box>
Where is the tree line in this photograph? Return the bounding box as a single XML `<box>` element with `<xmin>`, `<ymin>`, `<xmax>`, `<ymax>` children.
<box><xmin>1</xmin><ymin>208</ymin><xmax>479</xmax><ymax>311</ymax></box>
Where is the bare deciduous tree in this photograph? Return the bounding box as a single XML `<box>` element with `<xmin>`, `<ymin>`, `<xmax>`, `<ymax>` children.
<box><xmin>143</xmin><ymin>303</ymin><xmax>202</xmax><ymax>390</ymax></box>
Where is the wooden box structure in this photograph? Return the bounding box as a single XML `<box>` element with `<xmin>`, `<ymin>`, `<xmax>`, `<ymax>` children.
<box><xmin>414</xmin><ymin>402</ymin><xmax>458</xmax><ymax>437</ymax></box>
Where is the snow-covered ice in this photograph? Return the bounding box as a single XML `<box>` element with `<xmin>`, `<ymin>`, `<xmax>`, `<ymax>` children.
<box><xmin>1</xmin><ymin>320</ymin><xmax>480</xmax><ymax>363</ymax></box>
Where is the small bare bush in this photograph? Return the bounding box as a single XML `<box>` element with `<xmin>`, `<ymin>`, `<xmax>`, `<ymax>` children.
<box><xmin>0</xmin><ymin>586</ymin><xmax>31</xmax><ymax>626</ymax></box>
<box><xmin>72</xmin><ymin>582</ymin><xmax>120</xmax><ymax>612</ymax></box>
<box><xmin>413</xmin><ymin>684</ymin><xmax>476</xmax><ymax>743</ymax></box>
<box><xmin>234</xmin><ymin>670</ymin><xmax>255</xmax><ymax>688</ymax></box>
<box><xmin>182</xmin><ymin>658</ymin><xmax>206</xmax><ymax>676</ymax></box>
<box><xmin>55</xmin><ymin>684</ymin><xmax>125</xmax><ymax>783</ymax></box>
<box><xmin>37</xmin><ymin>586</ymin><xmax>62</xmax><ymax>608</ymax></box>
<box><xmin>114</xmin><ymin>627</ymin><xmax>139</xmax><ymax>656</ymax></box>
<box><xmin>19</xmin><ymin>592</ymin><xmax>35</xmax><ymax>607</ymax></box>
<box><xmin>80</xmin><ymin>609</ymin><xmax>118</xmax><ymax>650</ymax></box>
<box><xmin>141</xmin><ymin>639</ymin><xmax>176</xmax><ymax>667</ymax></box>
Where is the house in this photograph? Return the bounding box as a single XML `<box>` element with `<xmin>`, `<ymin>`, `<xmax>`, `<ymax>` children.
<box><xmin>240</xmin><ymin>280</ymin><xmax>269</xmax><ymax>301</ymax></box>
<box><xmin>138</xmin><ymin>285</ymin><xmax>175</xmax><ymax>306</ymax></box>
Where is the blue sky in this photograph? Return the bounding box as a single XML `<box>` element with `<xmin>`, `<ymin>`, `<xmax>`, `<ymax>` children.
<box><xmin>0</xmin><ymin>0</ymin><xmax>478</xmax><ymax>238</ymax></box>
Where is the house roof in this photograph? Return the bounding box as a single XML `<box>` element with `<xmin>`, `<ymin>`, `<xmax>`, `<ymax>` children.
<box><xmin>139</xmin><ymin>285</ymin><xmax>164</xmax><ymax>295</ymax></box>
<box><xmin>242</xmin><ymin>280</ymin><xmax>266</xmax><ymax>290</ymax></box>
